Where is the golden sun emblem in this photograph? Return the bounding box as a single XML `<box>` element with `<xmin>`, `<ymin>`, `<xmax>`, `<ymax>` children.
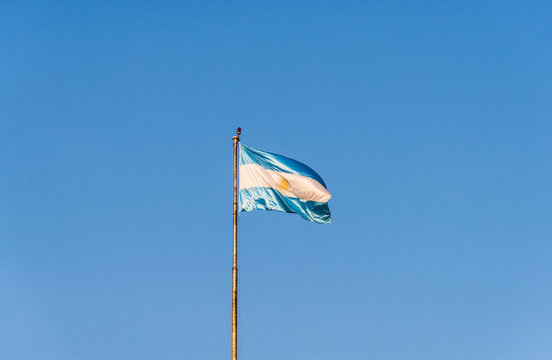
<box><xmin>279</xmin><ymin>178</ymin><xmax>289</xmax><ymax>191</ymax></box>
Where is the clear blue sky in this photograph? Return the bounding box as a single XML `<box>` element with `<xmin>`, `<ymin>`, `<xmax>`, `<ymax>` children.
<box><xmin>2</xmin><ymin>1</ymin><xmax>551</xmax><ymax>359</ymax></box>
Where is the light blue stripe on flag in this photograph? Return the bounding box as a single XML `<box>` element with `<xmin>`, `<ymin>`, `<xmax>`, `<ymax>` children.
<box><xmin>239</xmin><ymin>144</ymin><xmax>332</xmax><ymax>224</ymax></box>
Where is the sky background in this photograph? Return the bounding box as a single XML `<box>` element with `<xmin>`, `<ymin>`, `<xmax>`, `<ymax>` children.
<box><xmin>1</xmin><ymin>1</ymin><xmax>551</xmax><ymax>359</ymax></box>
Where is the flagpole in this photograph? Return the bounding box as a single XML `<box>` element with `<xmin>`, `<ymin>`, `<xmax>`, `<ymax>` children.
<box><xmin>232</xmin><ymin>127</ymin><xmax>241</xmax><ymax>360</ymax></box>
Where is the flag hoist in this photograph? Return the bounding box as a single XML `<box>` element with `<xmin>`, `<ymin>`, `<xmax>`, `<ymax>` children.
<box><xmin>231</xmin><ymin>127</ymin><xmax>332</xmax><ymax>359</ymax></box>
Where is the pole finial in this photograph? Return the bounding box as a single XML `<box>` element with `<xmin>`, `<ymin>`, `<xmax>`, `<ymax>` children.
<box><xmin>233</xmin><ymin>127</ymin><xmax>241</xmax><ymax>142</ymax></box>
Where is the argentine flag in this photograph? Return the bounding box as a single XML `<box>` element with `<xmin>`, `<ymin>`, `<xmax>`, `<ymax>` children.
<box><xmin>239</xmin><ymin>144</ymin><xmax>332</xmax><ymax>224</ymax></box>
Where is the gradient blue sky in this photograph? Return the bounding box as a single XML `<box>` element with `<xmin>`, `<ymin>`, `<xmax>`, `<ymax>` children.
<box><xmin>2</xmin><ymin>1</ymin><xmax>551</xmax><ymax>359</ymax></box>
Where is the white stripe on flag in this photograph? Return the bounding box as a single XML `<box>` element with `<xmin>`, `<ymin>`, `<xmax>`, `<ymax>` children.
<box><xmin>239</xmin><ymin>164</ymin><xmax>332</xmax><ymax>202</ymax></box>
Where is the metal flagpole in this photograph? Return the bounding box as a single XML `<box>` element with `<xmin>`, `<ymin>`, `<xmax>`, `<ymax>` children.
<box><xmin>232</xmin><ymin>127</ymin><xmax>241</xmax><ymax>360</ymax></box>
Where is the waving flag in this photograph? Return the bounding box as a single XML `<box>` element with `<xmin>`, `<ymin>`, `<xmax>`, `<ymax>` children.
<box><xmin>238</xmin><ymin>144</ymin><xmax>332</xmax><ymax>223</ymax></box>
